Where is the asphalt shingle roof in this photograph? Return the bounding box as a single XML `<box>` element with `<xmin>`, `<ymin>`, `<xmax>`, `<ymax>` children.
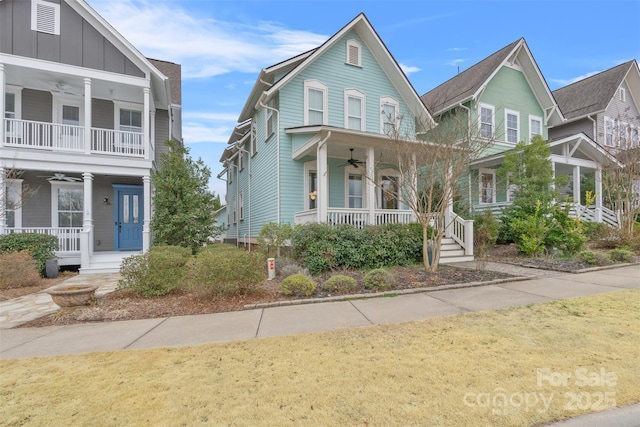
<box><xmin>552</xmin><ymin>60</ymin><xmax>635</xmax><ymax>119</ymax></box>
<box><xmin>421</xmin><ymin>39</ymin><xmax>521</xmax><ymax>114</ymax></box>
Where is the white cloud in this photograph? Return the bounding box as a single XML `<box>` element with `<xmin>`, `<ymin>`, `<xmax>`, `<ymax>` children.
<box><xmin>550</xmin><ymin>71</ymin><xmax>601</xmax><ymax>86</ymax></box>
<box><xmin>89</xmin><ymin>0</ymin><xmax>328</xmax><ymax>79</ymax></box>
<box><xmin>446</xmin><ymin>59</ymin><xmax>464</xmax><ymax>66</ymax></box>
<box><xmin>183</xmin><ymin>112</ymin><xmax>239</xmax><ymax>122</ymax></box>
<box><xmin>448</xmin><ymin>47</ymin><xmax>468</xmax><ymax>52</ymax></box>
<box><xmin>183</xmin><ymin>122</ymin><xmax>234</xmax><ymax>144</ymax></box>
<box><xmin>399</xmin><ymin>63</ymin><xmax>421</xmax><ymax>75</ymax></box>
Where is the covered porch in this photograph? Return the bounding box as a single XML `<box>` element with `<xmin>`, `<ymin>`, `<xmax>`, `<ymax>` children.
<box><xmin>288</xmin><ymin>126</ymin><xmax>474</xmax><ymax>260</ymax></box>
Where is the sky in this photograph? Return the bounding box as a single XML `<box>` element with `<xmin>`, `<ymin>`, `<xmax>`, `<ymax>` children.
<box><xmin>88</xmin><ymin>0</ymin><xmax>640</xmax><ymax>199</ymax></box>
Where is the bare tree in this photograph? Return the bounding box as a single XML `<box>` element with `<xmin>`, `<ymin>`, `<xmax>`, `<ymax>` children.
<box><xmin>600</xmin><ymin>111</ymin><xmax>640</xmax><ymax>238</ymax></box>
<box><xmin>0</xmin><ymin>166</ymin><xmax>38</xmax><ymax>228</ymax></box>
<box><xmin>382</xmin><ymin>105</ymin><xmax>494</xmax><ymax>271</ymax></box>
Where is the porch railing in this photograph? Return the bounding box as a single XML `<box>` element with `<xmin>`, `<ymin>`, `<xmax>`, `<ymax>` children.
<box><xmin>4</xmin><ymin>118</ymin><xmax>145</xmax><ymax>157</ymax></box>
<box><xmin>3</xmin><ymin>227</ymin><xmax>82</xmax><ymax>253</ymax></box>
<box><xmin>451</xmin><ymin>214</ymin><xmax>474</xmax><ymax>256</ymax></box>
<box><xmin>294</xmin><ymin>208</ymin><xmax>416</xmax><ymax>228</ymax></box>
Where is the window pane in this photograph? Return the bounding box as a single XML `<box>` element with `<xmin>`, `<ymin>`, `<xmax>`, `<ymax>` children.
<box><xmin>6</xmin><ymin>211</ymin><xmax>15</xmax><ymax>228</ymax></box>
<box><xmin>308</xmin><ymin>89</ymin><xmax>323</xmax><ymax>110</ymax></box>
<box><xmin>349</xmin><ymin>174</ymin><xmax>363</xmax><ymax>208</ymax></box>
<box><xmin>5</xmin><ymin>93</ymin><xmax>15</xmax><ymax>116</ymax></box>
<box><xmin>348</xmin><ymin>97</ymin><xmax>361</xmax><ymax>117</ymax></box>
<box><xmin>309</xmin><ymin>110</ymin><xmax>323</xmax><ymax>125</ymax></box>
<box><xmin>62</xmin><ymin>105</ymin><xmax>79</xmax><ymax>125</ymax></box>
<box><xmin>133</xmin><ymin>195</ymin><xmax>139</xmax><ymax>223</ymax></box>
<box><xmin>71</xmin><ymin>212</ymin><xmax>83</xmax><ymax>227</ymax></box>
<box><xmin>131</xmin><ymin>110</ymin><xmax>142</xmax><ymax>128</ymax></box>
<box><xmin>123</xmin><ymin>195</ymin><xmax>129</xmax><ymax>224</ymax></box>
<box><xmin>59</xmin><ymin>212</ymin><xmax>71</xmax><ymax>227</ymax></box>
<box><xmin>531</xmin><ymin>119</ymin><xmax>541</xmax><ymax>137</ymax></box>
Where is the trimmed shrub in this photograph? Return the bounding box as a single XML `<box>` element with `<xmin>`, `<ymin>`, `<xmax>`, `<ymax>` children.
<box><xmin>0</xmin><ymin>251</ymin><xmax>41</xmax><ymax>289</ymax></box>
<box><xmin>280</xmin><ymin>274</ymin><xmax>316</xmax><ymax>297</ymax></box>
<box><xmin>608</xmin><ymin>248</ymin><xmax>634</xmax><ymax>263</ymax></box>
<box><xmin>578</xmin><ymin>250</ymin><xmax>610</xmax><ymax>266</ymax></box>
<box><xmin>363</xmin><ymin>268</ymin><xmax>396</xmax><ymax>291</ymax></box>
<box><xmin>118</xmin><ymin>245</ymin><xmax>191</xmax><ymax>297</ymax></box>
<box><xmin>323</xmin><ymin>274</ymin><xmax>357</xmax><ymax>294</ymax></box>
<box><xmin>473</xmin><ymin>210</ymin><xmax>500</xmax><ymax>257</ymax></box>
<box><xmin>188</xmin><ymin>245</ymin><xmax>266</xmax><ymax>297</ymax></box>
<box><xmin>290</xmin><ymin>222</ymin><xmax>423</xmax><ymax>274</ymax></box>
<box><xmin>582</xmin><ymin>222</ymin><xmax>608</xmax><ymax>240</ymax></box>
<box><xmin>0</xmin><ymin>233</ymin><xmax>58</xmax><ymax>277</ymax></box>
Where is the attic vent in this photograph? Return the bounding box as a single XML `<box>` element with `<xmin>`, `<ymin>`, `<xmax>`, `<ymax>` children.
<box><xmin>31</xmin><ymin>0</ymin><xmax>60</xmax><ymax>35</ymax></box>
<box><xmin>346</xmin><ymin>39</ymin><xmax>361</xmax><ymax>67</ymax></box>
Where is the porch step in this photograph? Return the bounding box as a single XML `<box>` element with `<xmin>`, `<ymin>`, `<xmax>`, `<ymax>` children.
<box><xmin>79</xmin><ymin>252</ymin><xmax>140</xmax><ymax>275</ymax></box>
<box><xmin>437</xmin><ymin>238</ymin><xmax>474</xmax><ymax>263</ymax></box>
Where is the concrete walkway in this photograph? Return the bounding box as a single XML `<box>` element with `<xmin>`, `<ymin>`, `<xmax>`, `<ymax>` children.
<box><xmin>0</xmin><ymin>263</ymin><xmax>637</xmax><ymax>359</ymax></box>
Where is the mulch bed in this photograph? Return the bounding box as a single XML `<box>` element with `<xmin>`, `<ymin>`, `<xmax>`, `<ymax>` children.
<box><xmin>18</xmin><ymin>264</ymin><xmax>514</xmax><ymax>328</ymax></box>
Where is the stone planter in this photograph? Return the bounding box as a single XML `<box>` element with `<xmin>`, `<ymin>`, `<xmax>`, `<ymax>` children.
<box><xmin>47</xmin><ymin>284</ymin><xmax>98</xmax><ymax>307</ymax></box>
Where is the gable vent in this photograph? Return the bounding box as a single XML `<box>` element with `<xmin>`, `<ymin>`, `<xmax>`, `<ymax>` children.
<box><xmin>348</xmin><ymin>45</ymin><xmax>359</xmax><ymax>65</ymax></box>
<box><xmin>31</xmin><ymin>0</ymin><xmax>60</xmax><ymax>35</ymax></box>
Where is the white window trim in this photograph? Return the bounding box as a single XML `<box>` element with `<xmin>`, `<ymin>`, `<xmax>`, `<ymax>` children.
<box><xmin>479</xmin><ymin>168</ymin><xmax>496</xmax><ymax>205</ymax></box>
<box><xmin>344</xmin><ymin>166</ymin><xmax>366</xmax><ymax>208</ymax></box>
<box><xmin>5</xmin><ymin>179</ymin><xmax>23</xmax><ymax>228</ymax></box>
<box><xmin>618</xmin><ymin>121</ymin><xmax>629</xmax><ymax>148</ymax></box>
<box><xmin>31</xmin><ymin>0</ymin><xmax>60</xmax><ymax>35</ymax></box>
<box><xmin>344</xmin><ymin>89</ymin><xmax>365</xmax><ymax>131</ymax></box>
<box><xmin>232</xmin><ymin>195</ymin><xmax>237</xmax><ymax>224</ymax></box>
<box><xmin>5</xmin><ymin>86</ymin><xmax>23</xmax><ymax>120</ymax></box>
<box><xmin>604</xmin><ymin>117</ymin><xmax>615</xmax><ymax>147</ymax></box>
<box><xmin>304</xmin><ymin>80</ymin><xmax>328</xmax><ymax>126</ymax></box>
<box><xmin>529</xmin><ymin>114</ymin><xmax>542</xmax><ymax>140</ymax></box>
<box><xmin>265</xmin><ymin>100</ymin><xmax>276</xmax><ymax>140</ymax></box>
<box><xmin>238</xmin><ymin>150</ymin><xmax>245</xmax><ymax>171</ymax></box>
<box><xmin>346</xmin><ymin>39</ymin><xmax>362</xmax><ymax>67</ymax></box>
<box><xmin>228</xmin><ymin>166</ymin><xmax>233</xmax><ymax>185</ymax></box>
<box><xmin>238</xmin><ymin>190</ymin><xmax>244</xmax><ymax>221</ymax></box>
<box><xmin>479</xmin><ymin>103</ymin><xmax>495</xmax><ymax>139</ymax></box>
<box><xmin>380</xmin><ymin>96</ymin><xmax>399</xmax><ymax>135</ymax></box>
<box><xmin>50</xmin><ymin>181</ymin><xmax>83</xmax><ymax>228</ymax></box>
<box><xmin>620</xmin><ymin>88</ymin><xmax>626</xmax><ymax>102</ymax></box>
<box><xmin>113</xmin><ymin>101</ymin><xmax>143</xmax><ymax>131</ymax></box>
<box><xmin>505</xmin><ymin>109</ymin><xmax>520</xmax><ymax>144</ymax></box>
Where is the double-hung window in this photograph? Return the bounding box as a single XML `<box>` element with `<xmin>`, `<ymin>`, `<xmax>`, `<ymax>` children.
<box><xmin>380</xmin><ymin>96</ymin><xmax>399</xmax><ymax>136</ymax></box>
<box><xmin>479</xmin><ymin>104</ymin><xmax>494</xmax><ymax>138</ymax></box>
<box><xmin>51</xmin><ymin>182</ymin><xmax>83</xmax><ymax>228</ymax></box>
<box><xmin>348</xmin><ymin>173</ymin><xmax>363</xmax><ymax>208</ymax></box>
<box><xmin>4</xmin><ymin>90</ymin><xmax>21</xmax><ymax>140</ymax></box>
<box><xmin>4</xmin><ymin>180</ymin><xmax>23</xmax><ymax>228</ymax></box>
<box><xmin>115</xmin><ymin>103</ymin><xmax>143</xmax><ymax>153</ymax></box>
<box><xmin>529</xmin><ymin>115</ymin><xmax>542</xmax><ymax>140</ymax></box>
<box><xmin>304</xmin><ymin>80</ymin><xmax>328</xmax><ymax>126</ymax></box>
<box><xmin>345</xmin><ymin>89</ymin><xmax>365</xmax><ymax>131</ymax></box>
<box><xmin>604</xmin><ymin>118</ymin><xmax>614</xmax><ymax>147</ymax></box>
<box><xmin>505</xmin><ymin>110</ymin><xmax>519</xmax><ymax>143</ymax></box>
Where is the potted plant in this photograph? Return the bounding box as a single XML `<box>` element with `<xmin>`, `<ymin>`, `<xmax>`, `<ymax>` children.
<box><xmin>47</xmin><ymin>284</ymin><xmax>98</xmax><ymax>307</ymax></box>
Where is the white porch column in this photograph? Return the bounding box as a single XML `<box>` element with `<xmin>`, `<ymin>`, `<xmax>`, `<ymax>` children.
<box><xmin>84</xmin><ymin>78</ymin><xmax>92</xmax><ymax>154</ymax></box>
<box><xmin>572</xmin><ymin>165</ymin><xmax>581</xmax><ymax>204</ymax></box>
<box><xmin>366</xmin><ymin>146</ymin><xmax>376</xmax><ymax>225</ymax></box>
<box><xmin>143</xmin><ymin>87</ymin><xmax>150</xmax><ymax>160</ymax></box>
<box><xmin>595</xmin><ymin>167</ymin><xmax>603</xmax><ymax>222</ymax></box>
<box><xmin>317</xmin><ymin>142</ymin><xmax>328</xmax><ymax>223</ymax></box>
<box><xmin>143</xmin><ymin>175</ymin><xmax>151</xmax><ymax>252</ymax></box>
<box><xmin>82</xmin><ymin>172</ymin><xmax>94</xmax><ymax>257</ymax></box>
<box><xmin>0</xmin><ymin>167</ymin><xmax>6</xmax><ymax>235</ymax></box>
<box><xmin>0</xmin><ymin>64</ymin><xmax>5</xmax><ymax>147</ymax></box>
<box><xmin>150</xmin><ymin>110</ymin><xmax>156</xmax><ymax>160</ymax></box>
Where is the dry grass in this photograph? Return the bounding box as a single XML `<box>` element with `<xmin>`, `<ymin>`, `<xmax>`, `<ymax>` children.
<box><xmin>1</xmin><ymin>290</ymin><xmax>639</xmax><ymax>426</ymax></box>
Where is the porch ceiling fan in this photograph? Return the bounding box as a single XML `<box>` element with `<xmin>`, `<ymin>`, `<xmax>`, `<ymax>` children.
<box><xmin>51</xmin><ymin>82</ymin><xmax>80</xmax><ymax>96</ymax></box>
<box><xmin>339</xmin><ymin>148</ymin><xmax>365</xmax><ymax>168</ymax></box>
<box><xmin>38</xmin><ymin>173</ymin><xmax>82</xmax><ymax>182</ymax></box>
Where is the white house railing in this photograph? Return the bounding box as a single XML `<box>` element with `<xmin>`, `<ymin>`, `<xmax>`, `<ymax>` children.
<box><xmin>4</xmin><ymin>118</ymin><xmax>145</xmax><ymax>157</ymax></box>
<box><xmin>294</xmin><ymin>208</ymin><xmax>416</xmax><ymax>228</ymax></box>
<box><xmin>2</xmin><ymin>227</ymin><xmax>83</xmax><ymax>253</ymax></box>
<box><xmin>450</xmin><ymin>214</ymin><xmax>474</xmax><ymax>256</ymax></box>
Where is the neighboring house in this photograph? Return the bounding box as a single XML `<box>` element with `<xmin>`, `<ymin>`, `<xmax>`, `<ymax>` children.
<box><xmin>422</xmin><ymin>38</ymin><xmax>619</xmax><ymax>226</ymax></box>
<box><xmin>219</xmin><ymin>13</ymin><xmax>474</xmax><ymax>262</ymax></box>
<box><xmin>550</xmin><ymin>60</ymin><xmax>640</xmax><ymax>223</ymax></box>
<box><xmin>1</xmin><ymin>0</ymin><xmax>182</xmax><ymax>273</ymax></box>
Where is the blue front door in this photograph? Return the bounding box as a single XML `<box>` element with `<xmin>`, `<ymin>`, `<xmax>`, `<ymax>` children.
<box><xmin>114</xmin><ymin>185</ymin><xmax>143</xmax><ymax>251</ymax></box>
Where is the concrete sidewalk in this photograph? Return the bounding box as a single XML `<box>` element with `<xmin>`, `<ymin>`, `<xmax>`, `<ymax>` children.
<box><xmin>1</xmin><ymin>264</ymin><xmax>637</xmax><ymax>359</ymax></box>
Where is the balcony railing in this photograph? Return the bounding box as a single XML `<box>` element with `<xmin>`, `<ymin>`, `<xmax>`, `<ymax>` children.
<box><xmin>294</xmin><ymin>208</ymin><xmax>416</xmax><ymax>228</ymax></box>
<box><xmin>4</xmin><ymin>118</ymin><xmax>145</xmax><ymax>157</ymax></box>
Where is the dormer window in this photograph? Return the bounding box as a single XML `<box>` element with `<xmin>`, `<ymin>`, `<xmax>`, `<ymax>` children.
<box><xmin>31</xmin><ymin>0</ymin><xmax>60</xmax><ymax>35</ymax></box>
<box><xmin>346</xmin><ymin>39</ymin><xmax>361</xmax><ymax>67</ymax></box>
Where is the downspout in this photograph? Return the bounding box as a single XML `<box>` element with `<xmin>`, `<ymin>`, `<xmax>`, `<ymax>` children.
<box><xmin>235</xmin><ymin>142</ymin><xmax>251</xmax><ymax>251</ymax></box>
<box><xmin>587</xmin><ymin>115</ymin><xmax>597</xmax><ymax>141</ymax></box>
<box><xmin>258</xmin><ymin>93</ymin><xmax>281</xmax><ymax>223</ymax></box>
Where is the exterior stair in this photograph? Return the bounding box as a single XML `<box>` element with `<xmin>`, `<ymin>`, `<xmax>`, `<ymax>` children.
<box><xmin>438</xmin><ymin>237</ymin><xmax>474</xmax><ymax>264</ymax></box>
<box><xmin>79</xmin><ymin>251</ymin><xmax>140</xmax><ymax>274</ymax></box>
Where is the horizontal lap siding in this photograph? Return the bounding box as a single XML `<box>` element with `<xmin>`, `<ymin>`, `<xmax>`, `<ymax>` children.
<box><xmin>277</xmin><ymin>30</ymin><xmax>416</xmax><ymax>225</ymax></box>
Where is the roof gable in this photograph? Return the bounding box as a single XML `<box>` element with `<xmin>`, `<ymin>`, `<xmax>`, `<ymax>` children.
<box><xmin>238</xmin><ymin>13</ymin><xmax>433</xmax><ymax>126</ymax></box>
<box><xmin>553</xmin><ymin>60</ymin><xmax>640</xmax><ymax>120</ymax></box>
<box><xmin>422</xmin><ymin>38</ymin><xmax>563</xmax><ymax>125</ymax></box>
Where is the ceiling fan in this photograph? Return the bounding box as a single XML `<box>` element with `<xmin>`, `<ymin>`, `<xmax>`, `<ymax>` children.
<box><xmin>38</xmin><ymin>173</ymin><xmax>82</xmax><ymax>182</ymax></box>
<box><xmin>51</xmin><ymin>82</ymin><xmax>80</xmax><ymax>96</ymax></box>
<box><xmin>339</xmin><ymin>148</ymin><xmax>365</xmax><ymax>168</ymax></box>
